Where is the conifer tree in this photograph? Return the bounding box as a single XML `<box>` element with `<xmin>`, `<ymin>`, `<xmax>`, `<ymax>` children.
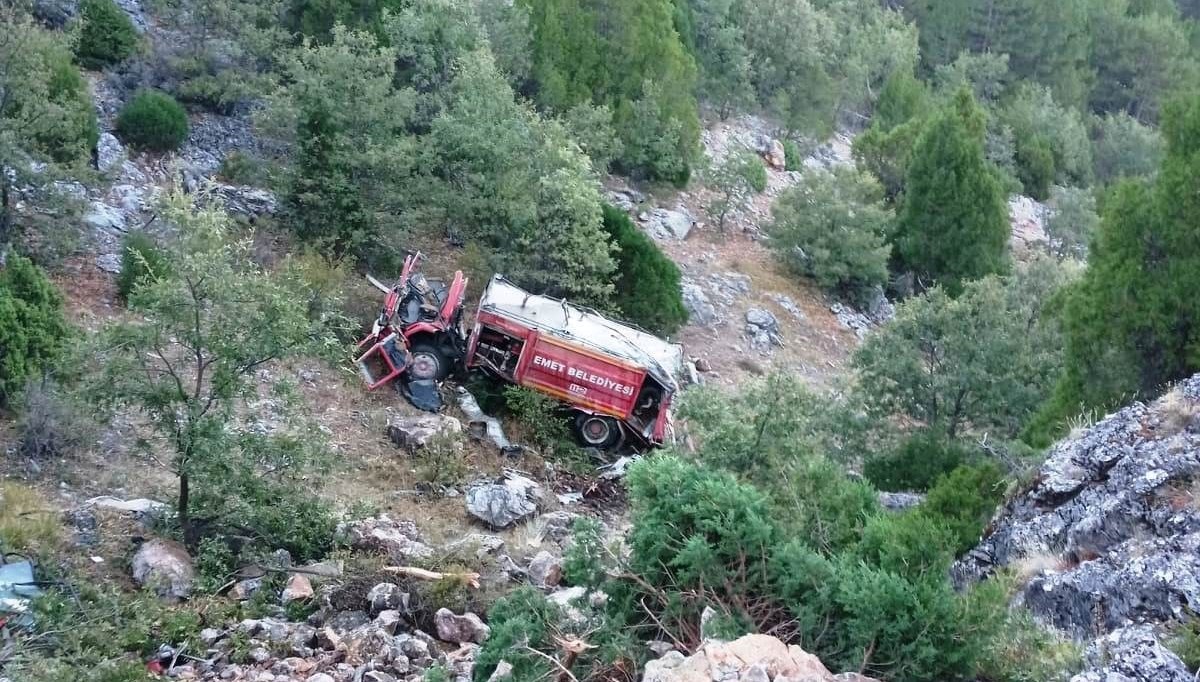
<box><xmin>894</xmin><ymin>89</ymin><xmax>1009</xmax><ymax>293</ymax></box>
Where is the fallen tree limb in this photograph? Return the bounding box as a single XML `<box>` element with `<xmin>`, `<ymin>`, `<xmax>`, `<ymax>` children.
<box><xmin>382</xmin><ymin>566</ymin><xmax>481</xmax><ymax>589</ymax></box>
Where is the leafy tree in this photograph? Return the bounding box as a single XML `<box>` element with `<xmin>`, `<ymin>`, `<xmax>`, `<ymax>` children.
<box><xmin>852</xmin><ymin>115</ymin><xmax>926</xmax><ymax>202</ymax></box>
<box><xmin>677</xmin><ymin>0</ymin><xmax>754</xmax><ymax>118</ymax></box>
<box><xmin>90</xmin><ymin>192</ymin><xmax>336</xmax><ymax>532</ymax></box>
<box><xmin>919</xmin><ymin>461</ymin><xmax>1007</xmax><ymax>553</ymax></box>
<box><xmin>0</xmin><ymin>9</ymin><xmax>96</xmax><ymax>257</ymax></box>
<box><xmin>601</xmin><ymin>205</ymin><xmax>688</xmax><ymax>335</ymax></box>
<box><xmin>894</xmin><ymin>90</ymin><xmax>1010</xmax><ymax>293</ymax></box>
<box><xmin>520</xmin><ymin>0</ymin><xmax>701</xmax><ymax>182</ymax></box>
<box><xmin>855</xmin><ymin>257</ymin><xmax>1072</xmax><ymax>439</ymax></box>
<box><xmin>1013</xmin><ymin>135</ymin><xmax>1055</xmax><ymax>200</ymax></box>
<box><xmin>999</xmin><ymin>84</ymin><xmax>1093</xmax><ymax>192</ymax></box>
<box><xmin>116</xmin><ymin>231</ymin><xmax>172</xmax><ymax>302</ymax></box>
<box><xmin>1091</xmin><ymin>112</ymin><xmax>1165</xmax><ymax>183</ymax></box>
<box><xmin>0</xmin><ymin>253</ymin><xmax>67</xmax><ymax>406</ymax></box>
<box><xmin>425</xmin><ymin>50</ymin><xmax>616</xmax><ymax>304</ymax></box>
<box><xmin>259</xmin><ymin>26</ymin><xmax>415</xmax><ymax>265</ymax></box>
<box><xmin>474</xmin><ymin>0</ymin><xmax>534</xmax><ymax>89</ymax></box>
<box><xmin>561</xmin><ymin>102</ymin><xmax>623</xmax><ymax>172</ymax></box>
<box><xmin>387</xmin><ymin>0</ymin><xmax>487</xmax><ymax>125</ymax></box>
<box><xmin>75</xmin><ymin>0</ymin><xmax>139</xmax><ymax>69</ymax></box>
<box><xmin>284</xmin><ymin>0</ymin><xmax>406</xmax><ymax>43</ymax></box>
<box><xmin>769</xmin><ymin>167</ymin><xmax>893</xmax><ymax>304</ymax></box>
<box><xmin>704</xmin><ymin>148</ymin><xmax>760</xmax><ymax>232</ymax></box>
<box><xmin>873</xmin><ymin>68</ymin><xmax>932</xmax><ymax>131</ymax></box>
<box><xmin>932</xmin><ymin>51</ymin><xmax>1013</xmax><ymax>105</ymax></box>
<box><xmin>863</xmin><ymin>429</ymin><xmax>971</xmax><ymax>493</ymax></box>
<box><xmin>1045</xmin><ymin>186</ymin><xmax>1100</xmax><ymax>260</ymax></box>
<box><xmin>1031</xmin><ymin>94</ymin><xmax>1200</xmax><ymax>441</ymax></box>
<box><xmin>115</xmin><ymin>90</ymin><xmax>189</xmax><ymax>151</ymax></box>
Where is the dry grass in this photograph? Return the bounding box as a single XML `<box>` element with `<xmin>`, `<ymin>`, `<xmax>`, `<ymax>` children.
<box><xmin>0</xmin><ymin>481</ymin><xmax>63</xmax><ymax>556</ymax></box>
<box><xmin>1012</xmin><ymin>551</ymin><xmax>1070</xmax><ymax>585</ymax></box>
<box><xmin>1157</xmin><ymin>386</ymin><xmax>1200</xmax><ymax>436</ymax></box>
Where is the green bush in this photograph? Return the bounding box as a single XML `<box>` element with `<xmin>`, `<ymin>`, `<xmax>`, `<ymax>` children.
<box><xmin>563</xmin><ymin>517</ymin><xmax>607</xmax><ymax>589</ymax></box>
<box><xmin>116</xmin><ymin>231</ymin><xmax>172</xmax><ymax>302</ymax></box>
<box><xmin>864</xmin><ymin>430</ymin><xmax>971</xmax><ymax>492</ymax></box>
<box><xmin>474</xmin><ymin>587</ymin><xmax>564</xmax><ymax>682</ymax></box>
<box><xmin>194</xmin><ymin>537</ymin><xmax>237</xmax><ymax>594</ymax></box>
<box><xmin>746</xmin><ymin>156</ymin><xmax>768</xmax><ymax>193</ymax></box>
<box><xmin>1169</xmin><ymin>617</ymin><xmax>1200</xmax><ymax>674</ymax></box>
<box><xmin>218</xmin><ymin>151</ymin><xmax>272</xmax><ymax>186</ymax></box>
<box><xmin>0</xmin><ymin>253</ymin><xmax>68</xmax><ymax>406</ymax></box>
<box><xmin>1015</xmin><ymin>135</ymin><xmax>1055</xmax><ymax>201</ymax></box>
<box><xmin>600</xmin><ymin>204</ymin><xmax>688</xmax><ymax>335</ymax></box>
<box><xmin>921</xmin><ymin>462</ymin><xmax>1008</xmax><ymax>553</ymax></box>
<box><xmin>856</xmin><ymin>511</ymin><xmax>956</xmax><ymax>580</ymax></box>
<box><xmin>194</xmin><ymin>475</ymin><xmax>337</xmax><ymax>563</ymax></box>
<box><xmin>783</xmin><ymin>139</ymin><xmax>803</xmax><ymax>172</ymax></box>
<box><xmin>36</xmin><ymin>50</ymin><xmax>99</xmax><ymax>163</ymax></box>
<box><xmin>769</xmin><ymin>166</ymin><xmax>893</xmax><ymax>305</ymax></box>
<box><xmin>503</xmin><ymin>386</ymin><xmax>578</xmax><ymax>461</ymax></box>
<box><xmin>116</xmin><ymin>90</ymin><xmax>189</xmax><ymax>152</ymax></box>
<box><xmin>75</xmin><ymin>0</ymin><xmax>139</xmax><ymax>69</ymax></box>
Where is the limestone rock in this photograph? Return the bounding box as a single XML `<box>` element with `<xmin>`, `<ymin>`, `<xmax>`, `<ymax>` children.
<box><xmin>527</xmin><ymin>551</ymin><xmax>563</xmax><ymax>589</ymax></box>
<box><xmin>339</xmin><ymin>515</ymin><xmax>434</xmax><ymax>561</ymax></box>
<box><xmin>641</xmin><ymin>634</ymin><xmax>872</xmax><ymax>682</ymax></box>
<box><xmin>465</xmin><ymin>472</ymin><xmax>541</xmax><ymax>529</ymax></box>
<box><xmin>1071</xmin><ymin>626</ymin><xmax>1192</xmax><ymax>682</ymax></box>
<box><xmin>681</xmin><ymin>282</ymin><xmax>719</xmax><ymax>327</ymax></box>
<box><xmin>435</xmin><ymin>608</ymin><xmax>490</xmax><ymax>644</ymax></box>
<box><xmin>387</xmin><ymin>414</ymin><xmax>463</xmax><ymax>450</ymax></box>
<box><xmin>281</xmin><ymin>574</ymin><xmax>313</xmax><ymax>603</ymax></box>
<box><xmin>131</xmin><ymin>539</ymin><xmax>194</xmax><ymax>600</ymax></box>
<box><xmin>366</xmin><ymin>583</ymin><xmax>409</xmax><ymax>615</ymax></box>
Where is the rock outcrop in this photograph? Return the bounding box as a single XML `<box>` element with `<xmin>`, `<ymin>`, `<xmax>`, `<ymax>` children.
<box><xmin>131</xmin><ymin>538</ymin><xmax>194</xmax><ymax>601</ymax></box>
<box><xmin>955</xmin><ymin>375</ymin><xmax>1200</xmax><ymax>681</ymax></box>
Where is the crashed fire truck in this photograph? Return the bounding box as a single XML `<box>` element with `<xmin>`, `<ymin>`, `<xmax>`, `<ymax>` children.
<box><xmin>355</xmin><ymin>256</ymin><xmax>683</xmax><ymax>449</ymax></box>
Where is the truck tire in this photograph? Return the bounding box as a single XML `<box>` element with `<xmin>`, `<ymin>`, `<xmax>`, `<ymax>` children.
<box><xmin>574</xmin><ymin>413</ymin><xmax>622</xmax><ymax>450</ymax></box>
<box><xmin>408</xmin><ymin>342</ymin><xmax>450</xmax><ymax>382</ymax></box>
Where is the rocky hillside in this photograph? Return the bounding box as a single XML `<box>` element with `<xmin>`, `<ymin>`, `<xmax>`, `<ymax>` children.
<box><xmin>955</xmin><ymin>375</ymin><xmax>1200</xmax><ymax>681</ymax></box>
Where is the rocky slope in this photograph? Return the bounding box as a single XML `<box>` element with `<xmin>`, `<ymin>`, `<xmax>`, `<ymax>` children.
<box><xmin>955</xmin><ymin>375</ymin><xmax>1200</xmax><ymax>681</ymax></box>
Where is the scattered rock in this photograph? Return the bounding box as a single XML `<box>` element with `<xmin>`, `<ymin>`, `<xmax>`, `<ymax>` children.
<box><xmin>488</xmin><ymin>660</ymin><xmax>514</xmax><ymax>682</ymax></box>
<box><xmin>527</xmin><ymin>551</ymin><xmax>563</xmax><ymax>589</ymax></box>
<box><xmin>745</xmin><ymin>308</ymin><xmax>782</xmax><ymax>351</ymax></box>
<box><xmin>327</xmin><ymin>610</ymin><xmax>370</xmax><ymax>634</ymax></box>
<box><xmin>367</xmin><ymin>583</ymin><xmax>409</xmax><ymax>615</ymax></box>
<box><xmin>386</xmin><ymin>414</ymin><xmax>463</xmax><ymax>450</ymax></box>
<box><xmin>829</xmin><ymin>302</ymin><xmax>874</xmax><ymax>340</ymax></box>
<box><xmin>761</xmin><ymin>139</ymin><xmax>786</xmax><ymax>170</ymax></box>
<box><xmin>681</xmin><ymin>281</ymin><xmax>719</xmax><ymax>327</ymax></box>
<box><xmin>640</xmin><ymin>206</ymin><xmax>695</xmax><ymax>241</ymax></box>
<box><xmin>281</xmin><ymin>574</ymin><xmax>313</xmax><ymax>604</ymax></box>
<box><xmin>767</xmin><ymin>293</ymin><xmax>805</xmax><ymax>322</ymax></box>
<box><xmin>444</xmin><ymin>533</ymin><xmax>505</xmax><ymax>559</ymax></box>
<box><xmin>434</xmin><ymin>608</ymin><xmax>490</xmax><ymax>644</ymax></box>
<box><xmin>1010</xmin><ymin>195</ymin><xmax>1050</xmax><ymax>250</ymax></box>
<box><xmin>131</xmin><ymin>539</ymin><xmax>194</xmax><ymax>601</ymax></box>
<box><xmin>212</xmin><ymin>183</ymin><xmax>278</xmax><ymax>219</ymax></box>
<box><xmin>230</xmin><ymin>577</ymin><xmax>263</xmax><ymax>601</ymax></box>
<box><xmin>97</xmin><ymin>133</ymin><xmax>126</xmax><ymax>174</ymax></box>
<box><xmin>465</xmin><ymin>471</ymin><xmax>541</xmax><ymax>529</ymax></box>
<box><xmin>83</xmin><ymin>201</ymin><xmax>127</xmax><ymax>233</ymax></box>
<box><xmin>339</xmin><ymin>515</ymin><xmax>435</xmax><ymax>562</ymax></box>
<box><xmin>85</xmin><ymin>495</ymin><xmax>166</xmax><ymax>516</ymax></box>
<box><xmin>877</xmin><ymin>492</ymin><xmax>925</xmax><ymax>512</ymax></box>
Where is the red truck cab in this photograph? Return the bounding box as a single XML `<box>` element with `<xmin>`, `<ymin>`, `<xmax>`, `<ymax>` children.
<box><xmin>465</xmin><ymin>276</ymin><xmax>683</xmax><ymax>448</ymax></box>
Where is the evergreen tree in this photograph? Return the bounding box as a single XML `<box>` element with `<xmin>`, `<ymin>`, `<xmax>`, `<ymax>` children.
<box><xmin>601</xmin><ymin>205</ymin><xmax>688</xmax><ymax>335</ymax></box>
<box><xmin>895</xmin><ymin>90</ymin><xmax>1009</xmax><ymax>293</ymax></box>
<box><xmin>1032</xmin><ymin>94</ymin><xmax>1200</xmax><ymax>442</ymax></box>
<box><xmin>287</xmin><ymin>106</ymin><xmax>370</xmax><ymax>259</ymax></box>
<box><xmin>0</xmin><ymin>253</ymin><xmax>67</xmax><ymax>406</ymax></box>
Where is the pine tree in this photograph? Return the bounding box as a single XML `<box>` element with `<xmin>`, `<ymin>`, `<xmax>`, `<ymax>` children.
<box><xmin>1030</xmin><ymin>94</ymin><xmax>1200</xmax><ymax>443</ymax></box>
<box><xmin>601</xmin><ymin>205</ymin><xmax>688</xmax><ymax>335</ymax></box>
<box><xmin>286</xmin><ymin>106</ymin><xmax>370</xmax><ymax>259</ymax></box>
<box><xmin>894</xmin><ymin>89</ymin><xmax>1009</xmax><ymax>294</ymax></box>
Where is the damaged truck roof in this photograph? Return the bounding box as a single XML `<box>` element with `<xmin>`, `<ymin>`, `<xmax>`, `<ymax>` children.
<box><xmin>477</xmin><ymin>276</ymin><xmax>684</xmax><ymax>389</ymax></box>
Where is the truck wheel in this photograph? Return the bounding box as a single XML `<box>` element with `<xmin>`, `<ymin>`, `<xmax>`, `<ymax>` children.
<box><xmin>408</xmin><ymin>342</ymin><xmax>450</xmax><ymax>382</ymax></box>
<box><xmin>574</xmin><ymin>414</ymin><xmax>621</xmax><ymax>450</ymax></box>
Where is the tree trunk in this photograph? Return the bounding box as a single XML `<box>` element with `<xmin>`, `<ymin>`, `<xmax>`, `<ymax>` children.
<box><xmin>178</xmin><ymin>472</ymin><xmax>190</xmax><ymax>535</ymax></box>
<box><xmin>0</xmin><ymin>175</ymin><xmax>12</xmax><ymax>266</ymax></box>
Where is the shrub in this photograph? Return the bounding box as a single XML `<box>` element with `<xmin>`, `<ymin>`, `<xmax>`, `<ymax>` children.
<box><xmin>1014</xmin><ymin>135</ymin><xmax>1055</xmax><ymax>200</ymax></box>
<box><xmin>0</xmin><ymin>253</ymin><xmax>67</xmax><ymax>406</ymax></box>
<box><xmin>194</xmin><ymin>471</ymin><xmax>338</xmax><ymax>563</ymax></box>
<box><xmin>864</xmin><ymin>430</ymin><xmax>971</xmax><ymax>492</ymax></box>
<box><xmin>1168</xmin><ymin>617</ymin><xmax>1200</xmax><ymax>674</ymax></box>
<box><xmin>218</xmin><ymin>151</ymin><xmax>272</xmax><ymax>186</ymax></box>
<box><xmin>921</xmin><ymin>462</ymin><xmax>1007</xmax><ymax>553</ymax></box>
<box><xmin>75</xmin><ymin>0</ymin><xmax>139</xmax><ymax>69</ymax></box>
<box><xmin>856</xmin><ymin>511</ymin><xmax>956</xmax><ymax>580</ymax></box>
<box><xmin>783</xmin><ymin>139</ymin><xmax>803</xmax><ymax>171</ymax></box>
<box><xmin>36</xmin><ymin>49</ymin><xmax>100</xmax><ymax>163</ymax></box>
<box><xmin>474</xmin><ymin>587</ymin><xmax>562</xmax><ymax>682</ymax></box>
<box><xmin>115</xmin><ymin>90</ymin><xmax>189</xmax><ymax>152</ymax></box>
<box><xmin>746</xmin><ymin>156</ymin><xmax>768</xmax><ymax>193</ymax></box>
<box><xmin>769</xmin><ymin>166</ymin><xmax>893</xmax><ymax>305</ymax></box>
<box><xmin>562</xmin><ymin>516</ymin><xmax>607</xmax><ymax>589</ymax></box>
<box><xmin>116</xmin><ymin>231</ymin><xmax>172</xmax><ymax>302</ymax></box>
<box><xmin>504</xmin><ymin>386</ymin><xmax>577</xmax><ymax>459</ymax></box>
<box><xmin>600</xmin><ymin>204</ymin><xmax>688</xmax><ymax>335</ymax></box>
<box><xmin>17</xmin><ymin>379</ymin><xmax>88</xmax><ymax>462</ymax></box>
<box><xmin>194</xmin><ymin>537</ymin><xmax>237</xmax><ymax>593</ymax></box>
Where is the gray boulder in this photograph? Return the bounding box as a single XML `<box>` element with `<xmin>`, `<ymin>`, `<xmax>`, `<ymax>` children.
<box><xmin>131</xmin><ymin>539</ymin><xmax>194</xmax><ymax>600</ymax></box>
<box><xmin>434</xmin><ymin>608</ymin><xmax>490</xmax><ymax>644</ymax></box>
<box><xmin>465</xmin><ymin>472</ymin><xmax>541</xmax><ymax>529</ymax></box>
<box><xmin>386</xmin><ymin>414</ymin><xmax>463</xmax><ymax>450</ymax></box>
<box><xmin>681</xmin><ymin>281</ymin><xmax>718</xmax><ymax>327</ymax></box>
<box><xmin>745</xmin><ymin>308</ymin><xmax>781</xmax><ymax>351</ymax></box>
<box><xmin>1071</xmin><ymin>626</ymin><xmax>1193</xmax><ymax>682</ymax></box>
<box><xmin>97</xmin><ymin>133</ymin><xmax>126</xmax><ymax>174</ymax></box>
<box><xmin>527</xmin><ymin>551</ymin><xmax>563</xmax><ymax>589</ymax></box>
<box><xmin>640</xmin><ymin>206</ymin><xmax>695</xmax><ymax>241</ymax></box>
<box><xmin>339</xmin><ymin>515</ymin><xmax>435</xmax><ymax>562</ymax></box>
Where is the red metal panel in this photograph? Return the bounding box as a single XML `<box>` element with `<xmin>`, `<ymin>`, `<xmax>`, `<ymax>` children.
<box><xmin>521</xmin><ymin>336</ymin><xmax>645</xmax><ymax>419</ymax></box>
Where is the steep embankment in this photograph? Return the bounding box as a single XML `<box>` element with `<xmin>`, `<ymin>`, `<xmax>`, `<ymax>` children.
<box><xmin>955</xmin><ymin>376</ymin><xmax>1200</xmax><ymax>681</ymax></box>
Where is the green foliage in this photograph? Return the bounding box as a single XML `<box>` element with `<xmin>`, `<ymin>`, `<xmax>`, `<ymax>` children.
<box><xmin>1168</xmin><ymin>617</ymin><xmax>1200</xmax><ymax>674</ymax></box>
<box><xmin>1046</xmin><ymin>186</ymin><xmax>1100</xmax><ymax>260</ymax></box>
<box><xmin>1091</xmin><ymin>112</ymin><xmax>1166</xmax><ymax>184</ymax></box>
<box><xmin>933</xmin><ymin>51</ymin><xmax>1013</xmax><ymax>105</ymax></box>
<box><xmin>520</xmin><ymin>0</ymin><xmax>701</xmax><ymax>182</ymax></box>
<box><xmin>855</xmin><ymin>510</ymin><xmax>956</xmax><ymax>580</ymax></box>
<box><xmin>473</xmin><ymin>588</ymin><xmax>563</xmax><ymax>682</ymax></box>
<box><xmin>852</xmin><ymin>115</ymin><xmax>926</xmax><ymax>202</ymax></box>
<box><xmin>34</xmin><ymin>48</ymin><xmax>100</xmax><ymax>164</ymax></box>
<box><xmin>895</xmin><ymin>90</ymin><xmax>1010</xmax><ymax>293</ymax></box>
<box><xmin>968</xmin><ymin>576</ymin><xmax>1083</xmax><ymax>682</ymax></box>
<box><xmin>562</xmin><ymin>103</ymin><xmax>623</xmax><ymax>171</ymax></box>
<box><xmin>874</xmin><ymin>68</ymin><xmax>933</xmax><ymax>131</ymax></box>
<box><xmin>217</xmin><ymin>152</ymin><xmax>272</xmax><ymax>186</ymax></box>
<box><xmin>0</xmin><ymin>253</ymin><xmax>67</xmax><ymax>406</ymax></box>
<box><xmin>75</xmin><ymin>0</ymin><xmax>140</xmax><ymax>69</ymax></box>
<box><xmin>745</xmin><ymin>156</ymin><xmax>767</xmax><ymax>193</ymax></box>
<box><xmin>1034</xmin><ymin>94</ymin><xmax>1200</xmax><ymax>442</ymax></box>
<box><xmin>999</xmin><ymin>83</ymin><xmax>1093</xmax><ymax>192</ymax></box>
<box><xmin>864</xmin><ymin>430</ymin><xmax>971</xmax><ymax>493</ymax></box>
<box><xmin>855</xmin><ymin>257</ymin><xmax>1072</xmax><ymax>439</ymax></box>
<box><xmin>116</xmin><ymin>231</ymin><xmax>172</xmax><ymax>302</ymax></box>
<box><xmin>503</xmin><ymin>386</ymin><xmax>576</xmax><ymax>459</ymax></box>
<box><xmin>563</xmin><ymin>516</ymin><xmax>608</xmax><ymax>589</ymax></box>
<box><xmin>90</xmin><ymin>192</ymin><xmax>338</xmax><ymax>530</ymax></box>
<box><xmin>17</xmin><ymin>378</ymin><xmax>90</xmax><ymax>462</ymax></box>
<box><xmin>782</xmin><ymin>139</ymin><xmax>803</xmax><ymax>172</ymax></box>
<box><xmin>115</xmin><ymin>90</ymin><xmax>190</xmax><ymax>152</ymax></box>
<box><xmin>284</xmin><ymin>0</ymin><xmax>405</xmax><ymax>42</ymax></box>
<box><xmin>12</xmin><ymin>583</ymin><xmax>205</xmax><ymax>680</ymax></box>
<box><xmin>601</xmin><ymin>204</ymin><xmax>687</xmax><ymax>335</ymax></box>
<box><xmin>287</xmin><ymin>105</ymin><xmax>371</xmax><ymax>259</ymax></box>
<box><xmin>921</xmin><ymin>461</ymin><xmax>1008</xmax><ymax>553</ymax></box>
<box><xmin>194</xmin><ymin>537</ymin><xmax>237</xmax><ymax>593</ymax></box>
<box><xmin>705</xmin><ymin>148</ymin><xmax>762</xmax><ymax>231</ymax></box>
<box><xmin>769</xmin><ymin>166</ymin><xmax>893</xmax><ymax>304</ymax></box>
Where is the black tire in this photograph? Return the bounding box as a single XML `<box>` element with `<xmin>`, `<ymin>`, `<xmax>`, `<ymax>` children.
<box><xmin>408</xmin><ymin>342</ymin><xmax>450</xmax><ymax>382</ymax></box>
<box><xmin>574</xmin><ymin>413</ymin><xmax>622</xmax><ymax>450</ymax></box>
